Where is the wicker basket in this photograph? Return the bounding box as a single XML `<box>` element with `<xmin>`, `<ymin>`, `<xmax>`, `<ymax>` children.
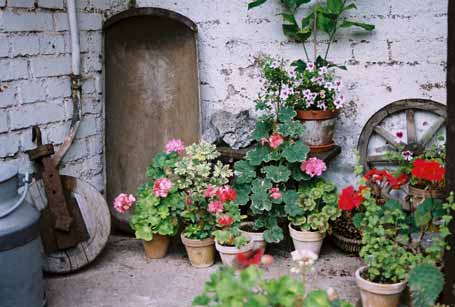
<box><xmin>331</xmin><ymin>231</ymin><xmax>362</xmax><ymax>254</ymax></box>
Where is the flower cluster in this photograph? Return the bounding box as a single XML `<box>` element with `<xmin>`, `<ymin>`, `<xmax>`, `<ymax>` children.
<box><xmin>153</xmin><ymin>178</ymin><xmax>173</xmax><ymax>198</ymax></box>
<box><xmin>411</xmin><ymin>159</ymin><xmax>445</xmax><ymax>183</ymax></box>
<box><xmin>165</xmin><ymin>139</ymin><xmax>185</xmax><ymax>154</ymax></box>
<box><xmin>269</xmin><ymin>187</ymin><xmax>282</xmax><ymax>199</ymax></box>
<box><xmin>364</xmin><ymin>168</ymin><xmax>408</xmax><ymax>190</ymax></box>
<box><xmin>204</xmin><ymin>185</ymin><xmax>238</xmax><ymax>227</ymax></box>
<box><xmin>113</xmin><ymin>193</ymin><xmax>136</xmax><ymax>213</ymax></box>
<box><xmin>338</xmin><ymin>186</ymin><xmax>366</xmax><ymax>211</ymax></box>
<box><xmin>260</xmin><ymin>133</ymin><xmax>285</xmax><ymax>149</ymax></box>
<box><xmin>300</xmin><ymin>157</ymin><xmax>327</xmax><ymax>177</ymax></box>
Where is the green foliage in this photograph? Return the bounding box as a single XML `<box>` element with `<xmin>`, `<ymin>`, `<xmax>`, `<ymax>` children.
<box><xmin>356</xmin><ymin>192</ymin><xmax>455</xmax><ymax>283</ymax></box>
<box><xmin>247</xmin><ymin>0</ymin><xmax>374</xmax><ymax>63</ymax></box>
<box><xmin>289</xmin><ymin>179</ymin><xmax>340</xmax><ymax>233</ymax></box>
<box><xmin>408</xmin><ymin>263</ymin><xmax>444</xmax><ymax>307</ymax></box>
<box><xmin>193</xmin><ymin>266</ymin><xmax>353</xmax><ymax>307</ymax></box>
<box><xmin>213</xmin><ymin>201</ymin><xmax>249</xmax><ymax>249</ymax></box>
<box><xmin>130</xmin><ymin>182</ymin><xmax>184</xmax><ymax>241</ymax></box>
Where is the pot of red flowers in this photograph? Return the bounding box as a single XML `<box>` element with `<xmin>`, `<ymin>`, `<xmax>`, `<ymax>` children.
<box><xmin>334</xmin><ymin>168</ymin><xmax>408</xmax><ymax>254</ymax></box>
<box><xmin>408</xmin><ymin>158</ymin><xmax>445</xmax><ymax>210</ymax></box>
<box><xmin>239</xmin><ymin>221</ymin><xmax>266</xmax><ymax>253</ymax></box>
<box><xmin>176</xmin><ymin>143</ymin><xmax>234</xmax><ymax>268</ymax></box>
<box><xmin>287</xmin><ymin>178</ymin><xmax>340</xmax><ymax>258</ymax></box>
<box><xmin>291</xmin><ymin>61</ymin><xmax>344</xmax><ymax>153</ymax></box>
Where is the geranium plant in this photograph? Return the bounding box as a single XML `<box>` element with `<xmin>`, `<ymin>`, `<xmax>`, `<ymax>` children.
<box><xmin>174</xmin><ymin>142</ymin><xmax>234</xmax><ymax>240</ymax></box>
<box><xmin>233</xmin><ymin>58</ymin><xmax>316</xmax><ymax>243</ymax></box>
<box><xmin>288</xmin><ymin>178</ymin><xmax>340</xmax><ymax>233</ymax></box>
<box><xmin>410</xmin><ymin>158</ymin><xmax>445</xmax><ymax>190</ymax></box>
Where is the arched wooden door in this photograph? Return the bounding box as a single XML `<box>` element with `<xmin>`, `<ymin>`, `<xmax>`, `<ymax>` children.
<box><xmin>104</xmin><ymin>8</ymin><xmax>200</xmax><ymax>230</ymax></box>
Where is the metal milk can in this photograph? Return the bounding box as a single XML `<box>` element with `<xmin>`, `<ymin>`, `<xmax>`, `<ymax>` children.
<box><xmin>0</xmin><ymin>165</ymin><xmax>44</xmax><ymax>307</ymax></box>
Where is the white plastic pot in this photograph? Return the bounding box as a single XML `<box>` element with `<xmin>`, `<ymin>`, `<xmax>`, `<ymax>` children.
<box><xmin>288</xmin><ymin>223</ymin><xmax>325</xmax><ymax>257</ymax></box>
<box><xmin>215</xmin><ymin>240</ymin><xmax>253</xmax><ymax>267</ymax></box>
<box><xmin>355</xmin><ymin>266</ymin><xmax>407</xmax><ymax>307</ymax></box>
<box><xmin>240</xmin><ymin>222</ymin><xmax>266</xmax><ymax>252</ymax></box>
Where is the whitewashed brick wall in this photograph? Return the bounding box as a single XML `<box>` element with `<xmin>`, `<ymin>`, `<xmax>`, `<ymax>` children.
<box><xmin>0</xmin><ymin>0</ymin><xmax>448</xmax><ymax>191</ymax></box>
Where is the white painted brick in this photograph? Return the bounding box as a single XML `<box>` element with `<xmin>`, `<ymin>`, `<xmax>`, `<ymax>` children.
<box><xmin>39</xmin><ymin>33</ymin><xmax>65</xmax><ymax>55</ymax></box>
<box><xmin>9</xmin><ymin>101</ymin><xmax>66</xmax><ymax>130</ymax></box>
<box><xmin>87</xmin><ymin>134</ymin><xmax>103</xmax><ymax>155</ymax></box>
<box><xmin>53</xmin><ymin>13</ymin><xmax>69</xmax><ymax>32</ymax></box>
<box><xmin>10</xmin><ymin>34</ymin><xmax>40</xmax><ymax>57</ymax></box>
<box><xmin>30</xmin><ymin>55</ymin><xmax>71</xmax><ymax>77</ymax></box>
<box><xmin>0</xmin><ymin>111</ymin><xmax>8</xmax><ymax>133</ymax></box>
<box><xmin>0</xmin><ymin>133</ymin><xmax>19</xmax><ymax>157</ymax></box>
<box><xmin>0</xmin><ymin>83</ymin><xmax>18</xmax><ymax>108</ymax></box>
<box><xmin>0</xmin><ymin>34</ymin><xmax>9</xmax><ymax>58</ymax></box>
<box><xmin>45</xmin><ymin>76</ymin><xmax>71</xmax><ymax>98</ymax></box>
<box><xmin>88</xmin><ymin>0</ymin><xmax>110</xmax><ymax>10</ymax></box>
<box><xmin>61</xmin><ymin>139</ymin><xmax>88</xmax><ymax>161</ymax></box>
<box><xmin>0</xmin><ymin>12</ymin><xmax>53</xmax><ymax>32</ymax></box>
<box><xmin>79</xmin><ymin>13</ymin><xmax>102</xmax><ymax>31</ymax></box>
<box><xmin>0</xmin><ymin>59</ymin><xmax>28</xmax><ymax>81</ymax></box>
<box><xmin>38</xmin><ymin>0</ymin><xmax>64</xmax><ymax>9</ymax></box>
<box><xmin>19</xmin><ymin>127</ymin><xmax>36</xmax><ymax>151</ymax></box>
<box><xmin>81</xmin><ymin>53</ymin><xmax>101</xmax><ymax>73</ymax></box>
<box><xmin>80</xmin><ymin>30</ymin><xmax>102</xmax><ymax>53</ymax></box>
<box><xmin>7</xmin><ymin>0</ymin><xmax>35</xmax><ymax>8</ymax></box>
<box><xmin>82</xmin><ymin>96</ymin><xmax>102</xmax><ymax>114</ymax></box>
<box><xmin>76</xmin><ymin>115</ymin><xmax>97</xmax><ymax>138</ymax></box>
<box><xmin>81</xmin><ymin>77</ymin><xmax>96</xmax><ymax>94</ymax></box>
<box><xmin>18</xmin><ymin>79</ymin><xmax>46</xmax><ymax>103</ymax></box>
<box><xmin>43</xmin><ymin>121</ymin><xmax>68</xmax><ymax>144</ymax></box>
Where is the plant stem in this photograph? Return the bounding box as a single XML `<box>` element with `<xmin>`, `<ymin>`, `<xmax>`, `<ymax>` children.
<box><xmin>313</xmin><ymin>2</ymin><xmax>318</xmax><ymax>61</ymax></box>
<box><xmin>302</xmin><ymin>43</ymin><xmax>310</xmax><ymax>62</ymax></box>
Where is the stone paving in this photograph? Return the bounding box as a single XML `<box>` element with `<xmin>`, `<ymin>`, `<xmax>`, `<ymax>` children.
<box><xmin>45</xmin><ymin>234</ymin><xmax>363</xmax><ymax>307</ymax></box>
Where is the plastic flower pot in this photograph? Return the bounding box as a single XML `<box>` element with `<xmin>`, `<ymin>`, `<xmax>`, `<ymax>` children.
<box><xmin>355</xmin><ymin>266</ymin><xmax>407</xmax><ymax>307</ymax></box>
<box><xmin>240</xmin><ymin>222</ymin><xmax>266</xmax><ymax>253</ymax></box>
<box><xmin>215</xmin><ymin>240</ymin><xmax>253</xmax><ymax>267</ymax></box>
<box><xmin>142</xmin><ymin>234</ymin><xmax>171</xmax><ymax>259</ymax></box>
<box><xmin>180</xmin><ymin>233</ymin><xmax>215</xmax><ymax>268</ymax></box>
<box><xmin>408</xmin><ymin>185</ymin><xmax>444</xmax><ymax>211</ymax></box>
<box><xmin>288</xmin><ymin>223</ymin><xmax>325</xmax><ymax>257</ymax></box>
<box><xmin>296</xmin><ymin>109</ymin><xmax>339</xmax><ymax>153</ymax></box>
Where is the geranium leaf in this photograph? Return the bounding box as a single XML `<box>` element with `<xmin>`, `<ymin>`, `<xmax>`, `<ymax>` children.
<box><xmin>251</xmin><ymin>178</ymin><xmax>273</xmax><ymax>194</ymax></box>
<box><xmin>276</xmin><ymin>120</ymin><xmax>304</xmax><ymax>137</ymax></box>
<box><xmin>278</xmin><ymin>106</ymin><xmax>297</xmax><ymax>122</ymax></box>
<box><xmin>234</xmin><ymin>184</ymin><xmax>251</xmax><ymax>206</ymax></box>
<box><xmin>234</xmin><ymin>160</ymin><xmax>256</xmax><ymax>184</ymax></box>
<box><xmin>251</xmin><ymin>191</ymin><xmax>272</xmax><ymax>211</ymax></box>
<box><xmin>282</xmin><ymin>140</ymin><xmax>309</xmax><ymax>163</ymax></box>
<box><xmin>246</xmin><ymin>146</ymin><xmax>270</xmax><ymax>166</ymax></box>
<box><xmin>251</xmin><ymin>120</ymin><xmax>272</xmax><ymax>141</ymax></box>
<box><xmin>263</xmin><ymin>225</ymin><xmax>284</xmax><ymax>243</ymax></box>
<box><xmin>263</xmin><ymin>165</ymin><xmax>291</xmax><ymax>183</ymax></box>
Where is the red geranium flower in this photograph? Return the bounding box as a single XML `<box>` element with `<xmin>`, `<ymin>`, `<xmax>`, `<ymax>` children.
<box><xmin>411</xmin><ymin>159</ymin><xmax>445</xmax><ymax>182</ymax></box>
<box><xmin>389</xmin><ymin>173</ymin><xmax>408</xmax><ymax>189</ymax></box>
<box><xmin>338</xmin><ymin>186</ymin><xmax>364</xmax><ymax>211</ymax></box>
<box><xmin>216</xmin><ymin>185</ymin><xmax>237</xmax><ymax>202</ymax></box>
<box><xmin>236</xmin><ymin>248</ymin><xmax>263</xmax><ymax>267</ymax></box>
<box><xmin>218</xmin><ymin>214</ymin><xmax>234</xmax><ymax>226</ymax></box>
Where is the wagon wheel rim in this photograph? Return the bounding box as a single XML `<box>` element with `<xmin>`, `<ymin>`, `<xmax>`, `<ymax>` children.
<box><xmin>357</xmin><ymin>99</ymin><xmax>446</xmax><ymax>172</ymax></box>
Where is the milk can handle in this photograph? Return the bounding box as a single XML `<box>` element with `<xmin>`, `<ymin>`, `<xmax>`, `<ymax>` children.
<box><xmin>0</xmin><ymin>173</ymin><xmax>31</xmax><ymax>219</ymax></box>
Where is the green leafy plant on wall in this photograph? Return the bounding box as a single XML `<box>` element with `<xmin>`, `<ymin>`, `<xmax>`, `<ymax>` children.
<box><xmin>248</xmin><ymin>0</ymin><xmax>374</xmax><ymax>64</ymax></box>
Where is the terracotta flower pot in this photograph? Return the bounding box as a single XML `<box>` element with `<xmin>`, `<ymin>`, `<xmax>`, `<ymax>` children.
<box><xmin>296</xmin><ymin>109</ymin><xmax>339</xmax><ymax>153</ymax></box>
<box><xmin>408</xmin><ymin>185</ymin><xmax>445</xmax><ymax>211</ymax></box>
<box><xmin>355</xmin><ymin>266</ymin><xmax>407</xmax><ymax>307</ymax></box>
<box><xmin>240</xmin><ymin>222</ymin><xmax>266</xmax><ymax>253</ymax></box>
<box><xmin>288</xmin><ymin>224</ymin><xmax>325</xmax><ymax>257</ymax></box>
<box><xmin>143</xmin><ymin>234</ymin><xmax>171</xmax><ymax>259</ymax></box>
<box><xmin>215</xmin><ymin>240</ymin><xmax>253</xmax><ymax>266</ymax></box>
<box><xmin>180</xmin><ymin>233</ymin><xmax>215</xmax><ymax>268</ymax></box>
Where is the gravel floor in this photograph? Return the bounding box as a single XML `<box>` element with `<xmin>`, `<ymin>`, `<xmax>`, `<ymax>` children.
<box><xmin>45</xmin><ymin>234</ymin><xmax>363</xmax><ymax>307</ymax></box>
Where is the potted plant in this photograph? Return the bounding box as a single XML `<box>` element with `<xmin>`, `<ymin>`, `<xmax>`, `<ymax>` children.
<box><xmin>233</xmin><ymin>58</ymin><xmax>314</xmax><ymax>245</ymax></box>
<box><xmin>248</xmin><ymin>0</ymin><xmax>374</xmax><ymax>152</ymax></box>
<box><xmin>343</xmin><ymin>183</ymin><xmax>455</xmax><ymax>307</ymax></box>
<box><xmin>287</xmin><ymin>178</ymin><xmax>340</xmax><ymax>257</ymax></box>
<box><xmin>193</xmin><ymin>249</ymin><xmax>353</xmax><ymax>306</ymax></box>
<box><xmin>113</xmin><ymin>140</ymin><xmax>186</xmax><ymax>259</ymax></box>
<box><xmin>175</xmin><ymin>142</ymin><xmax>234</xmax><ymax>268</ymax></box>
<box><xmin>206</xmin><ymin>185</ymin><xmax>252</xmax><ymax>266</ymax></box>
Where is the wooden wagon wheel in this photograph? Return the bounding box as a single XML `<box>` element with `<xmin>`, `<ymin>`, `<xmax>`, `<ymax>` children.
<box><xmin>26</xmin><ymin>176</ymin><xmax>111</xmax><ymax>273</ymax></box>
<box><xmin>358</xmin><ymin>99</ymin><xmax>446</xmax><ymax>171</ymax></box>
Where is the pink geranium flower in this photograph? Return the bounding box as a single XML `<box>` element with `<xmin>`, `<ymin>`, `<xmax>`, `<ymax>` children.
<box><xmin>165</xmin><ymin>139</ymin><xmax>185</xmax><ymax>154</ymax></box>
<box><xmin>203</xmin><ymin>185</ymin><xmax>217</xmax><ymax>198</ymax></box>
<box><xmin>269</xmin><ymin>133</ymin><xmax>284</xmax><ymax>149</ymax></box>
<box><xmin>300</xmin><ymin>157</ymin><xmax>327</xmax><ymax>177</ymax></box>
<box><xmin>215</xmin><ymin>185</ymin><xmax>237</xmax><ymax>202</ymax></box>
<box><xmin>208</xmin><ymin>201</ymin><xmax>224</xmax><ymax>214</ymax></box>
<box><xmin>113</xmin><ymin>193</ymin><xmax>135</xmax><ymax>213</ymax></box>
<box><xmin>269</xmin><ymin>187</ymin><xmax>282</xmax><ymax>199</ymax></box>
<box><xmin>153</xmin><ymin>178</ymin><xmax>173</xmax><ymax>198</ymax></box>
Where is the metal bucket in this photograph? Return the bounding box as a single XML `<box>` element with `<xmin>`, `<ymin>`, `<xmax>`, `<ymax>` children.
<box><xmin>0</xmin><ymin>165</ymin><xmax>44</xmax><ymax>307</ymax></box>
<box><xmin>297</xmin><ymin>109</ymin><xmax>339</xmax><ymax>153</ymax></box>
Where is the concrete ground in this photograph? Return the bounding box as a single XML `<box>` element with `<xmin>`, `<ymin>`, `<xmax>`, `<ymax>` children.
<box><xmin>45</xmin><ymin>234</ymin><xmax>363</xmax><ymax>307</ymax></box>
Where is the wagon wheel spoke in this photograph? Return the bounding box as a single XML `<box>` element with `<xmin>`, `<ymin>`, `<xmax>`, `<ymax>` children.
<box><xmin>406</xmin><ymin>109</ymin><xmax>417</xmax><ymax>144</ymax></box>
<box><xmin>420</xmin><ymin>117</ymin><xmax>446</xmax><ymax>147</ymax></box>
<box><xmin>367</xmin><ymin>154</ymin><xmax>400</xmax><ymax>163</ymax></box>
<box><xmin>373</xmin><ymin>126</ymin><xmax>406</xmax><ymax>148</ymax></box>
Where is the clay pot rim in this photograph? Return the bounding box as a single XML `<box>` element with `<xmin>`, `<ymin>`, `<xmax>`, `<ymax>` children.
<box><xmin>296</xmin><ymin>109</ymin><xmax>340</xmax><ymax>120</ymax></box>
<box><xmin>180</xmin><ymin>233</ymin><xmax>214</xmax><ymax>247</ymax></box>
<box><xmin>288</xmin><ymin>223</ymin><xmax>325</xmax><ymax>241</ymax></box>
<box><xmin>355</xmin><ymin>266</ymin><xmax>407</xmax><ymax>295</ymax></box>
<box><xmin>143</xmin><ymin>233</ymin><xmax>169</xmax><ymax>242</ymax></box>
<box><xmin>215</xmin><ymin>240</ymin><xmax>253</xmax><ymax>254</ymax></box>
<box><xmin>408</xmin><ymin>185</ymin><xmax>445</xmax><ymax>198</ymax></box>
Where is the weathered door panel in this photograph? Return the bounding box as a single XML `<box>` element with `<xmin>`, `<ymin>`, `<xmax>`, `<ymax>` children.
<box><xmin>104</xmin><ymin>9</ymin><xmax>200</xmax><ymax>230</ymax></box>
